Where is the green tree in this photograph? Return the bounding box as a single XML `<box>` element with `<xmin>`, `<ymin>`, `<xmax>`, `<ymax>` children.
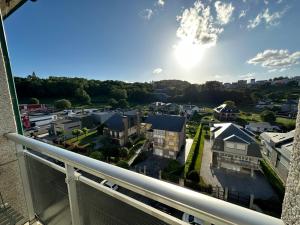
<box><xmin>223</xmin><ymin>100</ymin><xmax>235</xmax><ymax>107</ymax></box>
<box><xmin>116</xmin><ymin>160</ymin><xmax>129</xmax><ymax>169</ymax></box>
<box><xmin>72</xmin><ymin>129</ymin><xmax>83</xmax><ymax>140</ymax></box>
<box><xmin>117</xmin><ymin>99</ymin><xmax>129</xmax><ymax>108</ymax></box>
<box><xmin>97</xmin><ymin>123</ymin><xmax>106</xmax><ymax>135</ymax></box>
<box><xmin>82</xmin><ymin>127</ymin><xmax>89</xmax><ymax>136</ymax></box>
<box><xmin>54</xmin><ymin>99</ymin><xmax>72</xmax><ymax>110</ymax></box>
<box><xmin>108</xmin><ymin>98</ymin><xmax>118</xmax><ymax>108</ymax></box>
<box><xmin>260</xmin><ymin>110</ymin><xmax>276</xmax><ymax>123</ymax></box>
<box><xmin>111</xmin><ymin>88</ymin><xmax>127</xmax><ymax>99</ymax></box>
<box><xmin>90</xmin><ymin>151</ymin><xmax>104</xmax><ymax>161</ymax></box>
<box><xmin>75</xmin><ymin>88</ymin><xmax>91</xmax><ymax>104</ymax></box>
<box><xmin>120</xmin><ymin>147</ymin><xmax>129</xmax><ymax>158</ymax></box>
<box><xmin>29</xmin><ymin>97</ymin><xmax>39</xmax><ymax>104</ymax></box>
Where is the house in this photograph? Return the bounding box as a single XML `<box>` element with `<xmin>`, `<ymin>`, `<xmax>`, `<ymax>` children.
<box><xmin>211</xmin><ymin>123</ymin><xmax>262</xmax><ymax>176</ymax></box>
<box><xmin>149</xmin><ymin>102</ymin><xmax>180</xmax><ymax>114</ymax></box>
<box><xmin>245</xmin><ymin>122</ymin><xmax>281</xmax><ymax>133</ymax></box>
<box><xmin>180</xmin><ymin>104</ymin><xmax>200</xmax><ymax>117</ymax></box>
<box><xmin>144</xmin><ymin>115</ymin><xmax>186</xmax><ymax>159</ymax></box>
<box><xmin>91</xmin><ymin>111</ymin><xmax>115</xmax><ymax>125</ymax></box>
<box><xmin>104</xmin><ymin>110</ymin><xmax>140</xmax><ymax>146</ymax></box>
<box><xmin>213</xmin><ymin>103</ymin><xmax>239</xmax><ymax>121</ymax></box>
<box><xmin>22</xmin><ymin>114</ymin><xmax>57</xmax><ymax>129</ymax></box>
<box><xmin>260</xmin><ymin>130</ymin><xmax>295</xmax><ymax>184</ymax></box>
<box><xmin>50</xmin><ymin>118</ymin><xmax>82</xmax><ymax>137</ymax></box>
<box><xmin>280</xmin><ymin>99</ymin><xmax>298</xmax><ymax>117</ymax></box>
<box><xmin>19</xmin><ymin>104</ymin><xmax>47</xmax><ymax>114</ymax></box>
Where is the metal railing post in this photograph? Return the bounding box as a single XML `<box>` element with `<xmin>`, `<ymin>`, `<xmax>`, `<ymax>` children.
<box><xmin>65</xmin><ymin>164</ymin><xmax>81</xmax><ymax>225</ymax></box>
<box><xmin>15</xmin><ymin>144</ymin><xmax>35</xmax><ymax>221</ymax></box>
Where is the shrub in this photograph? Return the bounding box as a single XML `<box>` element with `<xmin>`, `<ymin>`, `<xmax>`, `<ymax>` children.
<box><xmin>55</xmin><ymin>99</ymin><xmax>72</xmax><ymax>110</ymax></box>
<box><xmin>29</xmin><ymin>97</ymin><xmax>39</xmax><ymax>104</ymax></box>
<box><xmin>116</xmin><ymin>160</ymin><xmax>129</xmax><ymax>169</ymax></box>
<box><xmin>187</xmin><ymin>170</ymin><xmax>200</xmax><ymax>183</ymax></box>
<box><xmin>260</xmin><ymin>110</ymin><xmax>276</xmax><ymax>123</ymax></box>
<box><xmin>260</xmin><ymin>159</ymin><xmax>285</xmax><ymax>199</ymax></box>
<box><xmin>120</xmin><ymin>147</ymin><xmax>129</xmax><ymax>158</ymax></box>
<box><xmin>89</xmin><ymin>151</ymin><xmax>104</xmax><ymax>161</ymax></box>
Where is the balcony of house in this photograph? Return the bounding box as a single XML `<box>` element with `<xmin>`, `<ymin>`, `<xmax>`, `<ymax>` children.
<box><xmin>216</xmin><ymin>156</ymin><xmax>260</xmax><ymax>170</ymax></box>
<box><xmin>0</xmin><ymin>133</ymin><xmax>286</xmax><ymax>225</ymax></box>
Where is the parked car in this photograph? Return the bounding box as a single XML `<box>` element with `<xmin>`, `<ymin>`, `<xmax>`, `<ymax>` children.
<box><xmin>182</xmin><ymin>213</ymin><xmax>204</xmax><ymax>225</ymax></box>
<box><xmin>100</xmin><ymin>180</ymin><xmax>119</xmax><ymax>191</ymax></box>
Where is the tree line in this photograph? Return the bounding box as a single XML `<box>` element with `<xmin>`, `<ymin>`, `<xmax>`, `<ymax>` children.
<box><xmin>15</xmin><ymin>73</ymin><xmax>297</xmax><ymax>107</ymax></box>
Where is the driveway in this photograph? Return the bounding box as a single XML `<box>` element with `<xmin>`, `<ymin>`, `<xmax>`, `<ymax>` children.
<box><xmin>177</xmin><ymin>138</ymin><xmax>193</xmax><ymax>165</ymax></box>
<box><xmin>200</xmin><ymin>140</ymin><xmax>279</xmax><ymax>200</ymax></box>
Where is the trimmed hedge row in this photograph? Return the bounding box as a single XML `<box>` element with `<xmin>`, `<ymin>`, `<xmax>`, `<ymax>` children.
<box><xmin>184</xmin><ymin>125</ymin><xmax>202</xmax><ymax>177</ymax></box>
<box><xmin>260</xmin><ymin>159</ymin><xmax>285</xmax><ymax>199</ymax></box>
<box><xmin>194</xmin><ymin>128</ymin><xmax>205</xmax><ymax>173</ymax></box>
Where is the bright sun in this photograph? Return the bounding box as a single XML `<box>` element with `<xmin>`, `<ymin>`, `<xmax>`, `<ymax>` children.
<box><xmin>174</xmin><ymin>40</ymin><xmax>205</xmax><ymax>69</ymax></box>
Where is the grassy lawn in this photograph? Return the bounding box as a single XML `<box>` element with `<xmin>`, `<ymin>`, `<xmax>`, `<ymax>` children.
<box><xmin>276</xmin><ymin>117</ymin><xmax>296</xmax><ymax>129</ymax></box>
<box><xmin>66</xmin><ymin>130</ymin><xmax>97</xmax><ymax>145</ymax></box>
<box><xmin>239</xmin><ymin>112</ymin><xmax>262</xmax><ymax>122</ymax></box>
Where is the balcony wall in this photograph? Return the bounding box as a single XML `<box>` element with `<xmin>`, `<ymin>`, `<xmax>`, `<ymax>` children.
<box><xmin>0</xmin><ymin>21</ymin><xmax>28</xmax><ymax>224</ymax></box>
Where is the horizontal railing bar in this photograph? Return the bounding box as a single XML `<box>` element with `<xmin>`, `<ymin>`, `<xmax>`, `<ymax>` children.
<box><xmin>6</xmin><ymin>133</ymin><xmax>285</xmax><ymax>225</ymax></box>
<box><xmin>24</xmin><ymin>150</ymin><xmax>186</xmax><ymax>225</ymax></box>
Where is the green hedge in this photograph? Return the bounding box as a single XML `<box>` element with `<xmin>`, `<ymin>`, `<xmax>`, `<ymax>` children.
<box><xmin>194</xmin><ymin>129</ymin><xmax>205</xmax><ymax>173</ymax></box>
<box><xmin>260</xmin><ymin>159</ymin><xmax>285</xmax><ymax>199</ymax></box>
<box><xmin>184</xmin><ymin>125</ymin><xmax>202</xmax><ymax>177</ymax></box>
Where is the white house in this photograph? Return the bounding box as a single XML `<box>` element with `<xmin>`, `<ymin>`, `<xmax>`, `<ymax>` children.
<box><xmin>245</xmin><ymin>122</ymin><xmax>281</xmax><ymax>133</ymax></box>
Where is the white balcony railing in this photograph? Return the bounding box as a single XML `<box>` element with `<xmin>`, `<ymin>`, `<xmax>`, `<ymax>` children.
<box><xmin>6</xmin><ymin>133</ymin><xmax>284</xmax><ymax>225</ymax></box>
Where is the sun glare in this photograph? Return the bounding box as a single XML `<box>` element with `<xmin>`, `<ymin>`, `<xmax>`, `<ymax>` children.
<box><xmin>174</xmin><ymin>40</ymin><xmax>205</xmax><ymax>69</ymax></box>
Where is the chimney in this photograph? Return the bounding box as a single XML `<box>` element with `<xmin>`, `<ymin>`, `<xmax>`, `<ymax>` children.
<box><xmin>122</xmin><ymin>116</ymin><xmax>128</xmax><ymax>144</ymax></box>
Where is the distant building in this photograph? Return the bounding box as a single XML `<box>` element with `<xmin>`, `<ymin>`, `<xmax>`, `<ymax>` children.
<box><xmin>281</xmin><ymin>99</ymin><xmax>298</xmax><ymax>116</ymax></box>
<box><xmin>245</xmin><ymin>122</ymin><xmax>281</xmax><ymax>134</ymax></box>
<box><xmin>50</xmin><ymin>118</ymin><xmax>82</xmax><ymax>136</ymax></box>
<box><xmin>104</xmin><ymin>110</ymin><xmax>140</xmax><ymax>146</ymax></box>
<box><xmin>180</xmin><ymin>104</ymin><xmax>200</xmax><ymax>117</ymax></box>
<box><xmin>22</xmin><ymin>114</ymin><xmax>57</xmax><ymax>129</ymax></box>
<box><xmin>237</xmin><ymin>80</ymin><xmax>247</xmax><ymax>88</ymax></box>
<box><xmin>213</xmin><ymin>103</ymin><xmax>239</xmax><ymax>121</ymax></box>
<box><xmin>145</xmin><ymin>115</ymin><xmax>186</xmax><ymax>159</ymax></box>
<box><xmin>250</xmin><ymin>79</ymin><xmax>255</xmax><ymax>85</ymax></box>
<box><xmin>69</xmin><ymin>114</ymin><xmax>95</xmax><ymax>129</ymax></box>
<box><xmin>19</xmin><ymin>104</ymin><xmax>47</xmax><ymax>114</ymax></box>
<box><xmin>211</xmin><ymin>123</ymin><xmax>262</xmax><ymax>176</ymax></box>
<box><xmin>149</xmin><ymin>102</ymin><xmax>180</xmax><ymax>114</ymax></box>
<box><xmin>260</xmin><ymin>130</ymin><xmax>295</xmax><ymax>184</ymax></box>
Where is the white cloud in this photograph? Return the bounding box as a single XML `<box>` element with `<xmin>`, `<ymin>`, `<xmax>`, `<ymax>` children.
<box><xmin>153</xmin><ymin>68</ymin><xmax>163</xmax><ymax>74</ymax></box>
<box><xmin>176</xmin><ymin>0</ymin><xmax>223</xmax><ymax>48</ymax></box>
<box><xmin>247</xmin><ymin>7</ymin><xmax>287</xmax><ymax>29</ymax></box>
<box><xmin>139</xmin><ymin>9</ymin><xmax>153</xmax><ymax>20</ymax></box>
<box><xmin>277</xmin><ymin>0</ymin><xmax>283</xmax><ymax>4</ymax></box>
<box><xmin>239</xmin><ymin>10</ymin><xmax>247</xmax><ymax>18</ymax></box>
<box><xmin>214</xmin><ymin>1</ymin><xmax>235</xmax><ymax>25</ymax></box>
<box><xmin>240</xmin><ymin>73</ymin><xmax>255</xmax><ymax>80</ymax></box>
<box><xmin>247</xmin><ymin>49</ymin><xmax>300</xmax><ymax>71</ymax></box>
<box><xmin>157</xmin><ymin>0</ymin><xmax>165</xmax><ymax>7</ymax></box>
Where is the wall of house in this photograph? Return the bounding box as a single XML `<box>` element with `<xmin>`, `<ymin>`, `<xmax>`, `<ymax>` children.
<box><xmin>282</xmin><ymin>100</ymin><xmax>300</xmax><ymax>224</ymax></box>
<box><xmin>224</xmin><ymin>141</ymin><xmax>247</xmax><ymax>155</ymax></box>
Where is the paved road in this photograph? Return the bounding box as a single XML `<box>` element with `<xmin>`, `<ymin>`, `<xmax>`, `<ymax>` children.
<box><xmin>177</xmin><ymin>138</ymin><xmax>193</xmax><ymax>164</ymax></box>
<box><xmin>200</xmin><ymin>140</ymin><xmax>279</xmax><ymax>200</ymax></box>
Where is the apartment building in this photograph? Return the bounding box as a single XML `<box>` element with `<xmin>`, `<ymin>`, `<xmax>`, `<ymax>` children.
<box><xmin>145</xmin><ymin>114</ymin><xmax>186</xmax><ymax>159</ymax></box>
<box><xmin>260</xmin><ymin>130</ymin><xmax>295</xmax><ymax>184</ymax></box>
<box><xmin>211</xmin><ymin>123</ymin><xmax>262</xmax><ymax>176</ymax></box>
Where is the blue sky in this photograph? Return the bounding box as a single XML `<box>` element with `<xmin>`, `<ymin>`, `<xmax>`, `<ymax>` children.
<box><xmin>4</xmin><ymin>0</ymin><xmax>300</xmax><ymax>84</ymax></box>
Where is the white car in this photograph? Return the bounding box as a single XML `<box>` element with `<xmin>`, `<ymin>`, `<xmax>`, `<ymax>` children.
<box><xmin>100</xmin><ymin>180</ymin><xmax>119</xmax><ymax>191</ymax></box>
<box><xmin>182</xmin><ymin>213</ymin><xmax>204</xmax><ymax>225</ymax></box>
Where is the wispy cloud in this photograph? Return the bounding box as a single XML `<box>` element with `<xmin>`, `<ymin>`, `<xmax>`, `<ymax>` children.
<box><xmin>214</xmin><ymin>1</ymin><xmax>235</xmax><ymax>25</ymax></box>
<box><xmin>153</xmin><ymin>68</ymin><xmax>163</xmax><ymax>74</ymax></box>
<box><xmin>247</xmin><ymin>7</ymin><xmax>287</xmax><ymax>29</ymax></box>
<box><xmin>247</xmin><ymin>49</ymin><xmax>300</xmax><ymax>71</ymax></box>
<box><xmin>139</xmin><ymin>9</ymin><xmax>153</xmax><ymax>20</ymax></box>
<box><xmin>176</xmin><ymin>0</ymin><xmax>223</xmax><ymax>48</ymax></box>
<box><xmin>240</xmin><ymin>73</ymin><xmax>255</xmax><ymax>80</ymax></box>
<box><xmin>239</xmin><ymin>10</ymin><xmax>247</xmax><ymax>18</ymax></box>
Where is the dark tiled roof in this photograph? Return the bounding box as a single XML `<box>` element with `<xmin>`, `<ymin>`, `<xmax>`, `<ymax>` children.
<box><xmin>223</xmin><ymin>135</ymin><xmax>249</xmax><ymax>144</ymax></box>
<box><xmin>104</xmin><ymin>114</ymin><xmax>125</xmax><ymax>131</ymax></box>
<box><xmin>145</xmin><ymin>114</ymin><xmax>186</xmax><ymax>132</ymax></box>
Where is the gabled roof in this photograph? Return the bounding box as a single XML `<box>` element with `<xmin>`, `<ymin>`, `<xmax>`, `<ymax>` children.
<box><xmin>224</xmin><ymin>135</ymin><xmax>250</xmax><ymax>144</ymax></box>
<box><xmin>145</xmin><ymin>114</ymin><xmax>186</xmax><ymax>132</ymax></box>
<box><xmin>212</xmin><ymin>123</ymin><xmax>261</xmax><ymax>158</ymax></box>
<box><xmin>104</xmin><ymin>114</ymin><xmax>125</xmax><ymax>131</ymax></box>
<box><xmin>214</xmin><ymin>104</ymin><xmax>239</xmax><ymax>113</ymax></box>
